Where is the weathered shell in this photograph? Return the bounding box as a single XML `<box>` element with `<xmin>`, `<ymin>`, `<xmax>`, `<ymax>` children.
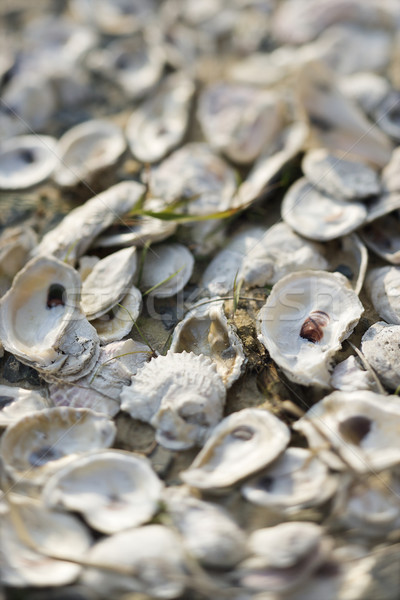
<box><xmin>170</xmin><ymin>300</ymin><xmax>245</xmax><ymax>387</ymax></box>
<box><xmin>360</xmin><ymin>211</ymin><xmax>400</xmax><ymax>264</ymax></box>
<box><xmin>91</xmin><ymin>285</ymin><xmax>142</xmax><ymax>344</ymax></box>
<box><xmin>80</xmin><ymin>247</ymin><xmax>137</xmax><ymax>320</ymax></box>
<box><xmin>302</xmin><ymin>148</ymin><xmax>381</xmax><ymax>200</ymax></box>
<box><xmin>324</xmin><ymin>233</ymin><xmax>368</xmax><ymax>295</ymax></box>
<box><xmin>242</xmin><ymin>447</ymin><xmax>338</xmax><ymax>512</ymax></box>
<box><xmin>361</xmin><ymin>321</ymin><xmax>400</xmax><ymax>390</ymax></box>
<box><xmin>365</xmin><ymin>191</ymin><xmax>400</xmax><ymax>223</ymax></box>
<box><xmin>0</xmin><ymin>135</ymin><xmax>58</xmax><ymax>190</ymax></box>
<box><xmin>1</xmin><ymin>496</ymin><xmax>92</xmax><ymax>587</ymax></box>
<box><xmin>70</xmin><ymin>0</ymin><xmax>155</xmax><ymax>35</ymax></box>
<box><xmin>198</xmin><ymin>82</ymin><xmax>284</xmax><ymax>164</ymax></box>
<box><xmin>180</xmin><ymin>408</ymin><xmax>290</xmax><ymax>490</ymax></box>
<box><xmin>81</xmin><ymin>525</ymin><xmax>187</xmax><ymax>599</ymax></box>
<box><xmin>33</xmin><ymin>181</ymin><xmax>145</xmax><ymax>264</ymax></box>
<box><xmin>366</xmin><ymin>266</ymin><xmax>400</xmax><ymax>325</ymax></box>
<box><xmin>0</xmin><ymin>407</ymin><xmax>116</xmax><ymax>490</ymax></box>
<box><xmin>339</xmin><ymin>71</ymin><xmax>391</xmax><ymax>117</ymax></box>
<box><xmin>294</xmin><ymin>390</ymin><xmax>400</xmax><ymax>472</ymax></box>
<box><xmin>282</xmin><ymin>177</ymin><xmax>367</xmax><ymax>241</ymax></box>
<box><xmin>331</xmin><ymin>355</ymin><xmax>377</xmax><ymax>392</ymax></box>
<box><xmin>139</xmin><ymin>243</ymin><xmax>194</xmax><ymax>298</ymax></box>
<box><xmin>126</xmin><ymin>72</ymin><xmax>195</xmax><ymax>163</ymax></box>
<box><xmin>0</xmin><ymin>226</ymin><xmax>37</xmax><ymax>294</ymax></box>
<box><xmin>121</xmin><ymin>351</ymin><xmax>226</xmax><ymax>450</ymax></box>
<box><xmin>258</xmin><ymin>270</ymin><xmax>364</xmax><ymax>387</ymax></box>
<box><xmin>0</xmin><ymin>385</ymin><xmax>50</xmax><ymax>428</ymax></box>
<box><xmin>53</xmin><ymin>119</ymin><xmax>126</xmax><ymax>187</ymax></box>
<box><xmin>43</xmin><ymin>449</ymin><xmax>163</xmax><ymax>534</ymax></box>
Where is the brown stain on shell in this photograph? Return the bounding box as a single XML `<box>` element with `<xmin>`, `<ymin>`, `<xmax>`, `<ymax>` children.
<box><xmin>300</xmin><ymin>310</ymin><xmax>330</xmax><ymax>343</ymax></box>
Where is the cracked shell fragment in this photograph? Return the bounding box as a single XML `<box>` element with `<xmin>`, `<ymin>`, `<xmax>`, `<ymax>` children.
<box><xmin>180</xmin><ymin>408</ymin><xmax>290</xmax><ymax>490</ymax></box>
<box><xmin>0</xmin><ymin>385</ymin><xmax>50</xmax><ymax>428</ymax></box>
<box><xmin>139</xmin><ymin>243</ymin><xmax>194</xmax><ymax>298</ymax></box>
<box><xmin>42</xmin><ymin>450</ymin><xmax>163</xmax><ymax>534</ymax></box>
<box><xmin>121</xmin><ymin>351</ymin><xmax>226</xmax><ymax>450</ymax></box>
<box><xmin>361</xmin><ymin>321</ymin><xmax>400</xmax><ymax>390</ymax></box>
<box><xmin>258</xmin><ymin>270</ymin><xmax>364</xmax><ymax>387</ymax></box>
<box><xmin>0</xmin><ymin>135</ymin><xmax>58</xmax><ymax>190</ymax></box>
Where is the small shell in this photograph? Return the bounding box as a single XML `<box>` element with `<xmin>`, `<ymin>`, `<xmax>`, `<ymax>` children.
<box><xmin>361</xmin><ymin>321</ymin><xmax>400</xmax><ymax>390</ymax></box>
<box><xmin>294</xmin><ymin>390</ymin><xmax>400</xmax><ymax>473</ymax></box>
<box><xmin>331</xmin><ymin>355</ymin><xmax>377</xmax><ymax>392</ymax></box>
<box><xmin>126</xmin><ymin>72</ymin><xmax>195</xmax><ymax>163</ymax></box>
<box><xmin>0</xmin><ymin>135</ymin><xmax>58</xmax><ymax>190</ymax></box>
<box><xmin>121</xmin><ymin>351</ymin><xmax>225</xmax><ymax>450</ymax></box>
<box><xmin>139</xmin><ymin>243</ymin><xmax>194</xmax><ymax>298</ymax></box>
<box><xmin>0</xmin><ymin>385</ymin><xmax>50</xmax><ymax>428</ymax></box>
<box><xmin>302</xmin><ymin>148</ymin><xmax>381</xmax><ymax>200</ymax></box>
<box><xmin>80</xmin><ymin>247</ymin><xmax>137</xmax><ymax>320</ymax></box>
<box><xmin>42</xmin><ymin>450</ymin><xmax>163</xmax><ymax>534</ymax></box>
<box><xmin>366</xmin><ymin>266</ymin><xmax>400</xmax><ymax>325</ymax></box>
<box><xmin>169</xmin><ymin>299</ymin><xmax>245</xmax><ymax>387</ymax></box>
<box><xmin>180</xmin><ymin>408</ymin><xmax>290</xmax><ymax>490</ymax></box>
<box><xmin>0</xmin><ymin>407</ymin><xmax>116</xmax><ymax>490</ymax></box>
<box><xmin>242</xmin><ymin>447</ymin><xmax>338</xmax><ymax>512</ymax></box>
<box><xmin>91</xmin><ymin>285</ymin><xmax>142</xmax><ymax>344</ymax></box>
<box><xmin>282</xmin><ymin>177</ymin><xmax>367</xmax><ymax>241</ymax></box>
<box><xmin>258</xmin><ymin>270</ymin><xmax>364</xmax><ymax>387</ymax></box>
<box><xmin>53</xmin><ymin>119</ymin><xmax>126</xmax><ymax>187</ymax></box>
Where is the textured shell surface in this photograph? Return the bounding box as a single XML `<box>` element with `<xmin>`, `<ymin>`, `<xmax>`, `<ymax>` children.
<box><xmin>80</xmin><ymin>247</ymin><xmax>137</xmax><ymax>320</ymax></box>
<box><xmin>81</xmin><ymin>525</ymin><xmax>186</xmax><ymax>599</ymax></box>
<box><xmin>0</xmin><ymin>135</ymin><xmax>58</xmax><ymax>190</ymax></box>
<box><xmin>197</xmin><ymin>82</ymin><xmax>284</xmax><ymax>164</ymax></box>
<box><xmin>42</xmin><ymin>449</ymin><xmax>163</xmax><ymax>534</ymax></box>
<box><xmin>1</xmin><ymin>496</ymin><xmax>92</xmax><ymax>588</ymax></box>
<box><xmin>302</xmin><ymin>148</ymin><xmax>381</xmax><ymax>200</ymax></box>
<box><xmin>324</xmin><ymin>233</ymin><xmax>368</xmax><ymax>295</ymax></box>
<box><xmin>180</xmin><ymin>407</ymin><xmax>290</xmax><ymax>490</ymax></box>
<box><xmin>33</xmin><ymin>181</ymin><xmax>145</xmax><ymax>263</ymax></box>
<box><xmin>70</xmin><ymin>0</ymin><xmax>156</xmax><ymax>35</ymax></box>
<box><xmin>294</xmin><ymin>390</ymin><xmax>400</xmax><ymax>473</ymax></box>
<box><xmin>126</xmin><ymin>72</ymin><xmax>195</xmax><ymax>163</ymax></box>
<box><xmin>331</xmin><ymin>355</ymin><xmax>377</xmax><ymax>392</ymax></box>
<box><xmin>91</xmin><ymin>284</ymin><xmax>142</xmax><ymax>344</ymax></box>
<box><xmin>361</xmin><ymin>321</ymin><xmax>400</xmax><ymax>390</ymax></box>
<box><xmin>139</xmin><ymin>243</ymin><xmax>194</xmax><ymax>298</ymax></box>
<box><xmin>282</xmin><ymin>177</ymin><xmax>367</xmax><ymax>241</ymax></box>
<box><xmin>242</xmin><ymin>447</ymin><xmax>338</xmax><ymax>512</ymax></box>
<box><xmin>121</xmin><ymin>351</ymin><xmax>226</xmax><ymax>450</ymax></box>
<box><xmin>169</xmin><ymin>299</ymin><xmax>245</xmax><ymax>387</ymax></box>
<box><xmin>53</xmin><ymin>119</ymin><xmax>126</xmax><ymax>187</ymax></box>
<box><xmin>0</xmin><ymin>385</ymin><xmax>50</xmax><ymax>427</ymax></box>
<box><xmin>258</xmin><ymin>270</ymin><xmax>364</xmax><ymax>387</ymax></box>
<box><xmin>366</xmin><ymin>266</ymin><xmax>400</xmax><ymax>325</ymax></box>
<box><xmin>0</xmin><ymin>226</ymin><xmax>37</xmax><ymax>285</ymax></box>
<box><xmin>360</xmin><ymin>212</ymin><xmax>400</xmax><ymax>264</ymax></box>
<box><xmin>0</xmin><ymin>407</ymin><xmax>116</xmax><ymax>488</ymax></box>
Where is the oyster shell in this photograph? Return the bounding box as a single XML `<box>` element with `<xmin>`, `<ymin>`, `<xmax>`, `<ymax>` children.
<box><xmin>294</xmin><ymin>390</ymin><xmax>400</xmax><ymax>472</ymax></box>
<box><xmin>81</xmin><ymin>247</ymin><xmax>137</xmax><ymax>320</ymax></box>
<box><xmin>121</xmin><ymin>351</ymin><xmax>226</xmax><ymax>450</ymax></box>
<box><xmin>126</xmin><ymin>72</ymin><xmax>195</xmax><ymax>163</ymax></box>
<box><xmin>43</xmin><ymin>450</ymin><xmax>163</xmax><ymax>534</ymax></box>
<box><xmin>258</xmin><ymin>270</ymin><xmax>364</xmax><ymax>387</ymax></box>
<box><xmin>0</xmin><ymin>226</ymin><xmax>37</xmax><ymax>295</ymax></box>
<box><xmin>53</xmin><ymin>119</ymin><xmax>126</xmax><ymax>188</ymax></box>
<box><xmin>91</xmin><ymin>285</ymin><xmax>142</xmax><ymax>344</ymax></box>
<box><xmin>180</xmin><ymin>408</ymin><xmax>290</xmax><ymax>490</ymax></box>
<box><xmin>331</xmin><ymin>355</ymin><xmax>377</xmax><ymax>392</ymax></box>
<box><xmin>339</xmin><ymin>71</ymin><xmax>391</xmax><ymax>117</ymax></box>
<box><xmin>33</xmin><ymin>181</ymin><xmax>145</xmax><ymax>264</ymax></box>
<box><xmin>0</xmin><ymin>385</ymin><xmax>50</xmax><ymax>428</ymax></box>
<box><xmin>366</xmin><ymin>266</ymin><xmax>400</xmax><ymax>325</ymax></box>
<box><xmin>0</xmin><ymin>135</ymin><xmax>58</xmax><ymax>190</ymax></box>
<box><xmin>139</xmin><ymin>243</ymin><xmax>194</xmax><ymax>298</ymax></box>
<box><xmin>169</xmin><ymin>299</ymin><xmax>245</xmax><ymax>387</ymax></box>
<box><xmin>0</xmin><ymin>407</ymin><xmax>116</xmax><ymax>490</ymax></box>
<box><xmin>282</xmin><ymin>177</ymin><xmax>367</xmax><ymax>241</ymax></box>
<box><xmin>361</xmin><ymin>321</ymin><xmax>400</xmax><ymax>390</ymax></box>
<box><xmin>360</xmin><ymin>211</ymin><xmax>400</xmax><ymax>264</ymax></box>
<box><xmin>375</xmin><ymin>91</ymin><xmax>400</xmax><ymax>142</ymax></box>
<box><xmin>325</xmin><ymin>233</ymin><xmax>368</xmax><ymax>295</ymax></box>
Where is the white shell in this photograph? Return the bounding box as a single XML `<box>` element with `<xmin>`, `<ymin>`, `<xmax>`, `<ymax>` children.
<box><xmin>139</xmin><ymin>243</ymin><xmax>194</xmax><ymax>298</ymax></box>
<box><xmin>0</xmin><ymin>226</ymin><xmax>37</xmax><ymax>293</ymax></box>
<box><xmin>126</xmin><ymin>72</ymin><xmax>195</xmax><ymax>163</ymax></box>
<box><xmin>53</xmin><ymin>119</ymin><xmax>126</xmax><ymax>187</ymax></box>
<box><xmin>361</xmin><ymin>321</ymin><xmax>400</xmax><ymax>390</ymax></box>
<box><xmin>91</xmin><ymin>285</ymin><xmax>142</xmax><ymax>344</ymax></box>
<box><xmin>282</xmin><ymin>177</ymin><xmax>367</xmax><ymax>241</ymax></box>
<box><xmin>71</xmin><ymin>0</ymin><xmax>156</xmax><ymax>35</ymax></box>
<box><xmin>258</xmin><ymin>270</ymin><xmax>364</xmax><ymax>387</ymax></box>
<box><xmin>366</xmin><ymin>266</ymin><xmax>400</xmax><ymax>325</ymax></box>
<box><xmin>0</xmin><ymin>385</ymin><xmax>50</xmax><ymax>428</ymax></box>
<box><xmin>331</xmin><ymin>355</ymin><xmax>377</xmax><ymax>392</ymax></box>
<box><xmin>302</xmin><ymin>148</ymin><xmax>381</xmax><ymax>200</ymax></box>
<box><xmin>325</xmin><ymin>233</ymin><xmax>368</xmax><ymax>295</ymax></box>
<box><xmin>43</xmin><ymin>449</ymin><xmax>163</xmax><ymax>534</ymax></box>
<box><xmin>339</xmin><ymin>71</ymin><xmax>391</xmax><ymax>117</ymax></box>
<box><xmin>0</xmin><ymin>407</ymin><xmax>116</xmax><ymax>490</ymax></box>
<box><xmin>180</xmin><ymin>408</ymin><xmax>290</xmax><ymax>490</ymax></box>
<box><xmin>294</xmin><ymin>390</ymin><xmax>400</xmax><ymax>473</ymax></box>
<box><xmin>81</xmin><ymin>247</ymin><xmax>137</xmax><ymax>320</ymax></box>
<box><xmin>33</xmin><ymin>181</ymin><xmax>145</xmax><ymax>264</ymax></box>
<box><xmin>242</xmin><ymin>447</ymin><xmax>338</xmax><ymax>512</ymax></box>
<box><xmin>170</xmin><ymin>299</ymin><xmax>245</xmax><ymax>387</ymax></box>
<box><xmin>0</xmin><ymin>135</ymin><xmax>58</xmax><ymax>190</ymax></box>
<box><xmin>121</xmin><ymin>351</ymin><xmax>226</xmax><ymax>450</ymax></box>
<box><xmin>375</xmin><ymin>91</ymin><xmax>400</xmax><ymax>142</ymax></box>
<box><xmin>198</xmin><ymin>82</ymin><xmax>284</xmax><ymax>164</ymax></box>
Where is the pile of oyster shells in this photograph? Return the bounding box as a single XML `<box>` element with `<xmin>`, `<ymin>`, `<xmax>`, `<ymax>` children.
<box><xmin>1</xmin><ymin>0</ymin><xmax>400</xmax><ymax>598</ymax></box>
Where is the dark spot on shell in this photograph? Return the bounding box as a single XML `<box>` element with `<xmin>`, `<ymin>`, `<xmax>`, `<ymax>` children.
<box><xmin>308</xmin><ymin>113</ymin><xmax>333</xmax><ymax>132</ymax></box>
<box><xmin>115</xmin><ymin>54</ymin><xmax>130</xmax><ymax>69</ymax></box>
<box><xmin>29</xmin><ymin>445</ymin><xmax>63</xmax><ymax>467</ymax></box>
<box><xmin>19</xmin><ymin>148</ymin><xmax>35</xmax><ymax>164</ymax></box>
<box><xmin>256</xmin><ymin>475</ymin><xmax>274</xmax><ymax>492</ymax></box>
<box><xmin>0</xmin><ymin>395</ymin><xmax>14</xmax><ymax>408</ymax></box>
<box><xmin>315</xmin><ymin>560</ymin><xmax>341</xmax><ymax>577</ymax></box>
<box><xmin>231</xmin><ymin>425</ymin><xmax>254</xmax><ymax>441</ymax></box>
<box><xmin>300</xmin><ymin>310</ymin><xmax>330</xmax><ymax>343</ymax></box>
<box><xmin>47</xmin><ymin>283</ymin><xmax>66</xmax><ymax>309</ymax></box>
<box><xmin>338</xmin><ymin>415</ymin><xmax>371</xmax><ymax>445</ymax></box>
<box><xmin>334</xmin><ymin>264</ymin><xmax>353</xmax><ymax>280</ymax></box>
